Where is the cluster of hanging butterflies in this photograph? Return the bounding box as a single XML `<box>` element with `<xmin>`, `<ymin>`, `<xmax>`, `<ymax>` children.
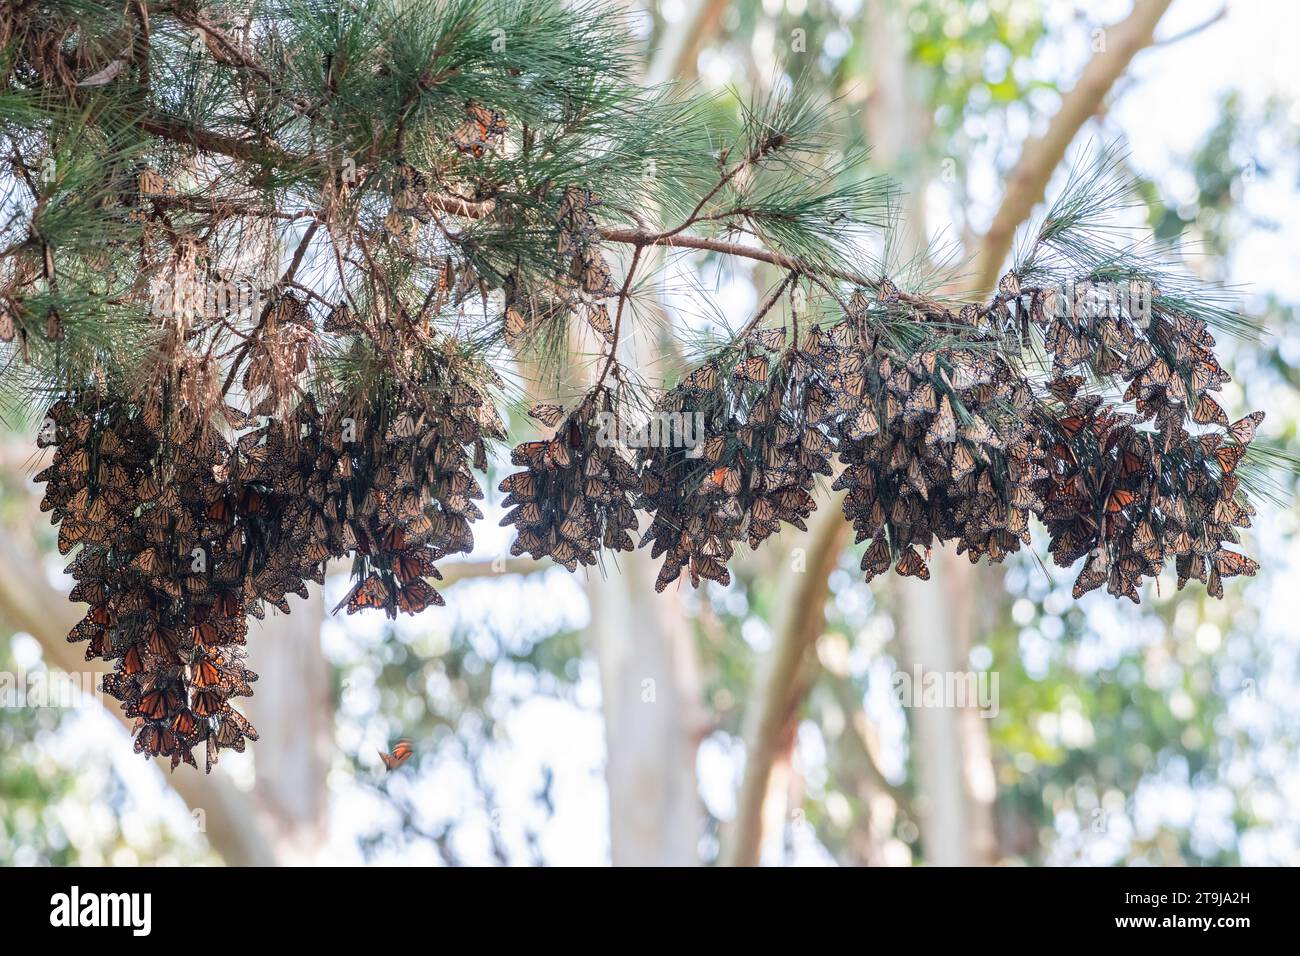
<box><xmin>34</xmin><ymin>341</ymin><xmax>504</xmax><ymax>769</ymax></box>
<box><xmin>38</xmin><ymin>396</ymin><xmax>260</xmax><ymax>772</ymax></box>
<box><xmin>330</xmin><ymin>366</ymin><xmax>501</xmax><ymax>619</ymax></box>
<box><xmin>1016</xmin><ymin>276</ymin><xmax>1263</xmax><ymax>602</ymax></box>
<box><xmin>451</xmin><ymin>101</ymin><xmax>508</xmax><ymax>160</ymax></box>
<box><xmin>825</xmin><ymin>288</ymin><xmax>1043</xmax><ymax>584</ymax></box>
<box><xmin>499</xmin><ymin>392</ymin><xmax>640</xmax><ymax>571</ymax></box>
<box><xmin>637</xmin><ymin>325</ymin><xmax>835</xmax><ymax>591</ymax></box>
<box><xmin>513</xmin><ymin>269</ymin><xmax>1264</xmax><ymax>602</ymax></box>
<box><xmin>30</xmin><ymin>241</ymin><xmax>1267</xmax><ymax>774</ymax></box>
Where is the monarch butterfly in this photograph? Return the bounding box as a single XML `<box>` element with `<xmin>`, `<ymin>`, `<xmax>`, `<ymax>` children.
<box><xmin>206</xmin><ymin>496</ymin><xmax>233</xmax><ymax>522</ymax></box>
<box><xmin>925</xmin><ymin>395</ymin><xmax>956</xmax><ymax>445</ymax></box>
<box><xmin>396</xmin><ymin>578</ymin><xmax>443</xmax><ymax>614</ymax></box>
<box><xmin>586</xmin><ymin>304</ymin><xmax>614</xmax><ymax>343</ymax></box>
<box><xmin>1214</xmin><ymin>443</ymin><xmax>1246</xmax><ymax>475</ymax></box>
<box><xmin>1105</xmin><ymin>489</ymin><xmax>1135</xmax><ymax>514</ymax></box>
<box><xmin>895</xmin><ymin>547</ymin><xmax>930</xmax><ymax>580</ymax></box>
<box><xmin>734</xmin><ymin>355</ymin><xmax>769</xmax><ymax>383</ymax></box>
<box><xmin>1191</xmin><ymin>394</ymin><xmax>1228</xmax><ymax>427</ymax></box>
<box><xmin>214</xmin><ymin>589</ymin><xmax>242</xmax><ymax>618</ymax></box>
<box><xmin>171</xmin><ymin>709</ymin><xmax>200</xmax><ymax>740</ymax></box>
<box><xmin>949</xmin><ymin>441</ymin><xmax>976</xmax><ymax>481</ymax></box>
<box><xmin>683</xmin><ymin>362</ymin><xmax>718</xmax><ymax>391</ymax></box>
<box><xmin>579</xmin><ymin>248</ymin><xmax>614</xmax><ymax>295</ymax></box>
<box><xmin>876</xmin><ymin>277</ymin><xmax>901</xmax><ymax>303</ymax></box>
<box><xmin>135</xmin><ymin>683</ymin><xmax>183</xmax><ymax>720</ymax></box>
<box><xmin>1056</xmin><ymin>414</ymin><xmax>1089</xmax><ymax>438</ymax></box>
<box><xmin>1227</xmin><ymin>411</ymin><xmax>1264</xmax><ymax>446</ymax></box>
<box><xmin>387</xmin><ymin>410</ymin><xmax>423</xmax><ymax>441</ymax></box>
<box><xmin>191</xmin><ymin>690</ymin><xmax>224</xmax><ymax>718</ymax></box>
<box><xmin>192</xmin><ymin>619</ymin><xmax>223</xmax><ymax>648</ymax></box>
<box><xmin>541</xmin><ymin>437</ymin><xmax>571</xmax><ymax>470</ymax></box>
<box><xmin>337</xmin><ymin>573</ymin><xmax>391</xmax><ymax>615</ymax></box>
<box><xmin>191</xmin><ymin>652</ymin><xmax>223</xmax><ymax>689</ymax></box>
<box><xmin>1214</xmin><ymin>549</ymin><xmax>1258</xmax><ymax>578</ymax></box>
<box><xmin>499</xmin><ymin>471</ymin><xmax>538</xmax><ymax>501</ymax></box>
<box><xmin>238</xmin><ymin>486</ymin><xmax>266</xmax><ymax>515</ymax></box>
<box><xmin>453</xmin><ymin>103</ymin><xmax>506</xmax><ymax>158</ymax></box>
<box><xmin>528</xmin><ymin>403</ymin><xmax>565</xmax><ymax>428</ymax></box>
<box><xmin>85</xmin><ymin>627</ymin><xmax>111</xmax><ymax>659</ymax></box>
<box><xmin>382</xmin><ymin>525</ymin><xmax>408</xmax><ymax>552</ymax></box>
<box><xmin>393</xmin><ymin>548</ymin><xmax>440</xmax><ymax>584</ymax></box>
<box><xmin>146</xmin><ymin>626</ymin><xmax>180</xmax><ymax>660</ymax></box>
<box><xmin>323</xmin><ymin>302</ymin><xmax>354</xmax><ymax>333</ymax></box>
<box><xmin>132</xmin><ymin>547</ymin><xmax>164</xmax><ymax>575</ymax></box>
<box><xmin>379</xmin><ymin>738</ymin><xmax>414</xmax><ymax>771</ymax></box>
<box><xmin>750</xmin><ymin>327</ymin><xmax>786</xmax><ymax>351</ymax></box>
<box><xmin>134</xmin><ymin>724</ymin><xmax>170</xmax><ymax>758</ymax></box>
<box><xmin>844</xmin><ymin>405</ymin><xmax>880</xmax><ymax>441</ymax></box>
<box><xmin>57</xmin><ymin>520</ymin><xmax>86</xmax><ymax>554</ymax></box>
<box><xmin>1046</xmin><ymin>375</ymin><xmax>1084</xmax><ymax>402</ymax></box>
<box><xmin>120</xmin><ymin>644</ymin><xmax>144</xmax><ymax>676</ymax></box>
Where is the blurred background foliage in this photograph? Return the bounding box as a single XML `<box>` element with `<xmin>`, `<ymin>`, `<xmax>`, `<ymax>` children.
<box><xmin>2</xmin><ymin>0</ymin><xmax>1297</xmax><ymax>866</ymax></box>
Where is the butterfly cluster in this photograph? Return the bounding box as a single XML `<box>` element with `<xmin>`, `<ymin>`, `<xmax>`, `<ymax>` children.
<box><xmin>38</xmin><ymin>396</ymin><xmax>260</xmax><ymax>772</ymax></box>
<box><xmin>637</xmin><ymin>326</ymin><xmax>836</xmax><ymax>591</ymax></box>
<box><xmin>1020</xmin><ymin>277</ymin><xmax>1263</xmax><ymax>602</ymax></box>
<box><xmin>452</xmin><ymin>102</ymin><xmax>508</xmax><ymax>160</ymax></box>
<box><xmin>499</xmin><ymin>393</ymin><xmax>640</xmax><ymax>571</ymax></box>
<box><xmin>34</xmin><ymin>341</ymin><xmax>503</xmax><ymax>767</ymax></box>
<box><xmin>826</xmin><ymin>289</ymin><xmax>1043</xmax><ymax>583</ymax></box>
<box><xmin>329</xmin><ymin>366</ymin><xmax>501</xmax><ymax>618</ymax></box>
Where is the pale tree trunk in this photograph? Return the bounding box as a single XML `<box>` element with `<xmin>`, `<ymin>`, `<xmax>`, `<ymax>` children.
<box><xmin>241</xmin><ymin>587</ymin><xmax>332</xmax><ymax>864</ymax></box>
<box><xmin>576</xmin><ymin>0</ymin><xmax>732</xmax><ymax>867</ymax></box>
<box><xmin>588</xmin><ymin>560</ymin><xmax>707</xmax><ymax>865</ymax></box>
<box><xmin>896</xmin><ymin>551</ymin><xmax>997</xmax><ymax>865</ymax></box>
<box><xmin>724</xmin><ymin>500</ymin><xmax>848</xmax><ymax>866</ymax></box>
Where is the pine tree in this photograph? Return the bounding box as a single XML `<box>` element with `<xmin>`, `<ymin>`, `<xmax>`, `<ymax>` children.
<box><xmin>0</xmin><ymin>0</ymin><xmax>1279</xmax><ymax>769</ymax></box>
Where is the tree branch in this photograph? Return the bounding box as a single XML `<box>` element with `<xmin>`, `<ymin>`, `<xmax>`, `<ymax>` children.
<box><xmin>968</xmin><ymin>0</ymin><xmax>1174</xmax><ymax>296</ymax></box>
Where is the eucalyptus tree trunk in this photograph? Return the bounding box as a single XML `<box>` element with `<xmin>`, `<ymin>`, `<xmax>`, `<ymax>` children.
<box><xmin>588</xmin><ymin>563</ymin><xmax>706</xmax><ymax>865</ymax></box>
<box><xmin>241</xmin><ymin>588</ymin><xmax>332</xmax><ymax>864</ymax></box>
<box><xmin>897</xmin><ymin>553</ymin><xmax>997</xmax><ymax>866</ymax></box>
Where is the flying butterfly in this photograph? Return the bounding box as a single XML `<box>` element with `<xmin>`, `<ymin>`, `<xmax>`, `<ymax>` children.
<box><xmin>379</xmin><ymin>738</ymin><xmax>414</xmax><ymax>771</ymax></box>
